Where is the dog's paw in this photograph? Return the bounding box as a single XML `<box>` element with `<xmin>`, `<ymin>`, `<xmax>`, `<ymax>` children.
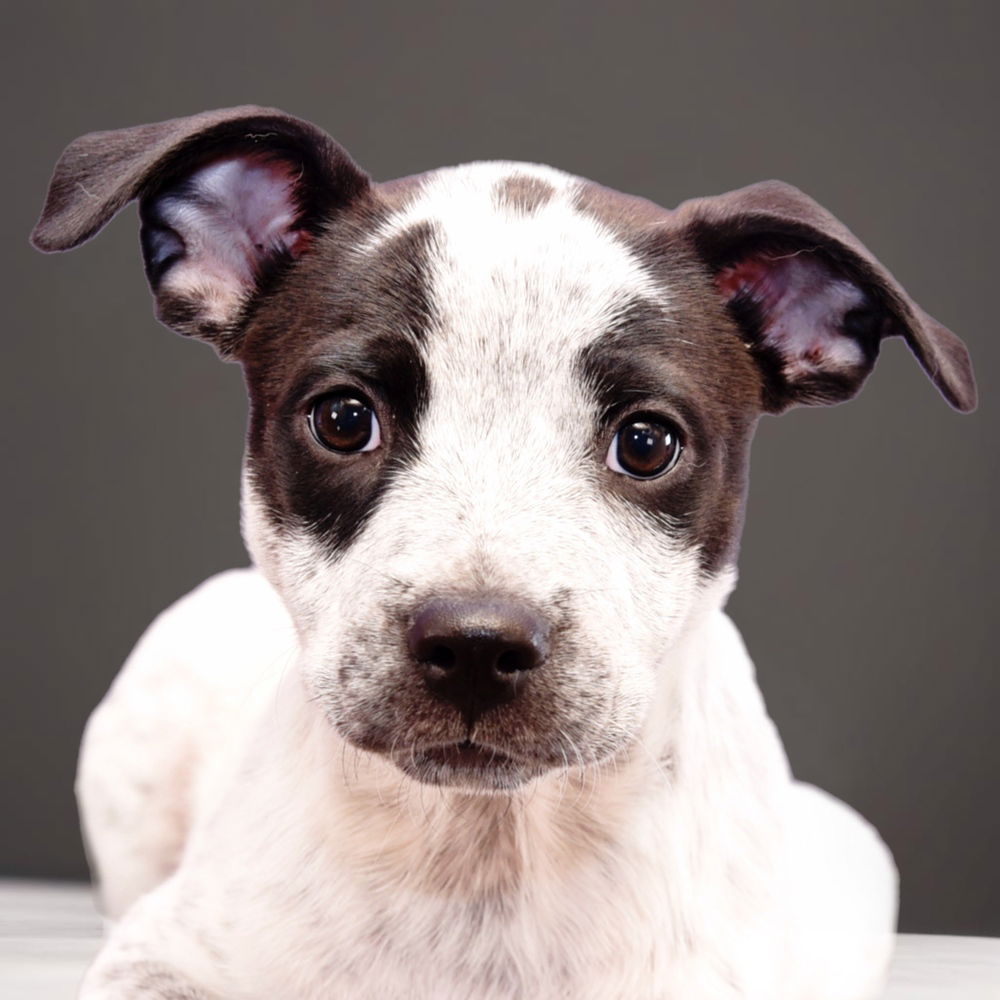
<box><xmin>79</xmin><ymin>960</ymin><xmax>217</xmax><ymax>1000</ymax></box>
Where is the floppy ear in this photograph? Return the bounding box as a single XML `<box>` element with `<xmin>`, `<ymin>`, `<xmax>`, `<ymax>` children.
<box><xmin>673</xmin><ymin>180</ymin><xmax>976</xmax><ymax>412</ymax></box>
<box><xmin>31</xmin><ymin>105</ymin><xmax>370</xmax><ymax>357</ymax></box>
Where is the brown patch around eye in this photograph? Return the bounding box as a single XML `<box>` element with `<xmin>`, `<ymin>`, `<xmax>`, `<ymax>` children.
<box><xmin>241</xmin><ymin>212</ymin><xmax>435</xmax><ymax>554</ymax></box>
<box><xmin>493</xmin><ymin>175</ymin><xmax>555</xmax><ymax>215</ymax></box>
<box><xmin>576</xmin><ymin>289</ymin><xmax>761</xmax><ymax>576</ymax></box>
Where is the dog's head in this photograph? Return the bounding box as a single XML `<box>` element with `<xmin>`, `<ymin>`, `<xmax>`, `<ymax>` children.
<box><xmin>34</xmin><ymin>107</ymin><xmax>975</xmax><ymax>791</ymax></box>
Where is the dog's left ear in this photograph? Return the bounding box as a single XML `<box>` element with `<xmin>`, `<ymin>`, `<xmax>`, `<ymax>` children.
<box><xmin>673</xmin><ymin>180</ymin><xmax>976</xmax><ymax>412</ymax></box>
<box><xmin>31</xmin><ymin>106</ymin><xmax>370</xmax><ymax>357</ymax></box>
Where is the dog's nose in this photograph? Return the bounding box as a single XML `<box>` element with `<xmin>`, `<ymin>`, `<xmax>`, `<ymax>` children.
<box><xmin>407</xmin><ymin>597</ymin><xmax>550</xmax><ymax>725</ymax></box>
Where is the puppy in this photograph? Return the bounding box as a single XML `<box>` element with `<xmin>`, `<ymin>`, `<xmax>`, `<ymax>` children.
<box><xmin>32</xmin><ymin>106</ymin><xmax>975</xmax><ymax>1000</ymax></box>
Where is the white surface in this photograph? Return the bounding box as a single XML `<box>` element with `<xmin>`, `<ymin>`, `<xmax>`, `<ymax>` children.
<box><xmin>1</xmin><ymin>881</ymin><xmax>102</xmax><ymax>999</ymax></box>
<box><xmin>0</xmin><ymin>880</ymin><xmax>997</xmax><ymax>998</ymax></box>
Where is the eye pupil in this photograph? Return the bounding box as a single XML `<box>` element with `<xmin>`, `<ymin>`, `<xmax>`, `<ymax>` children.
<box><xmin>614</xmin><ymin>418</ymin><xmax>680</xmax><ymax>478</ymax></box>
<box><xmin>310</xmin><ymin>395</ymin><xmax>376</xmax><ymax>452</ymax></box>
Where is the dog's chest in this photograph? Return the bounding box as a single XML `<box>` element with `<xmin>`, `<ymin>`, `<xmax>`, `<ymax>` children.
<box><xmin>210</xmin><ymin>800</ymin><xmax>764</xmax><ymax>1000</ymax></box>
<box><xmin>253</xmin><ymin>861</ymin><xmax>676</xmax><ymax>999</ymax></box>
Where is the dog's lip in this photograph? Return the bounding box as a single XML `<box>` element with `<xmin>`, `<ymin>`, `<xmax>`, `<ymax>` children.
<box><xmin>415</xmin><ymin>740</ymin><xmax>520</xmax><ymax>770</ymax></box>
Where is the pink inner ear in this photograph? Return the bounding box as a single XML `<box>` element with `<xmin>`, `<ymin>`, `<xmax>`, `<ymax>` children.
<box><xmin>151</xmin><ymin>154</ymin><xmax>310</xmax><ymax>326</ymax></box>
<box><xmin>716</xmin><ymin>249</ymin><xmax>869</xmax><ymax>378</ymax></box>
<box><xmin>182</xmin><ymin>154</ymin><xmax>310</xmax><ymax>264</ymax></box>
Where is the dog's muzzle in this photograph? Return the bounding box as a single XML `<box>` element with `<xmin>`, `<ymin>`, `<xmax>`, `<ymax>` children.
<box><xmin>407</xmin><ymin>596</ymin><xmax>550</xmax><ymax>728</ymax></box>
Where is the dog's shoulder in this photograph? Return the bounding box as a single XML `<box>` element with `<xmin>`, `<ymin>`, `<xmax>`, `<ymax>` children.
<box><xmin>118</xmin><ymin>568</ymin><xmax>291</xmax><ymax>683</ymax></box>
<box><xmin>95</xmin><ymin>566</ymin><xmax>295</xmax><ymax>750</ymax></box>
<box><xmin>78</xmin><ymin>568</ymin><xmax>295</xmax><ymax>916</ymax></box>
<box><xmin>778</xmin><ymin>783</ymin><xmax>898</xmax><ymax>999</ymax></box>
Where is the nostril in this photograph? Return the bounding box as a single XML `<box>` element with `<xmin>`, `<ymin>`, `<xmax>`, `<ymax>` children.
<box><xmin>426</xmin><ymin>644</ymin><xmax>456</xmax><ymax>671</ymax></box>
<box><xmin>496</xmin><ymin>648</ymin><xmax>532</xmax><ymax>674</ymax></box>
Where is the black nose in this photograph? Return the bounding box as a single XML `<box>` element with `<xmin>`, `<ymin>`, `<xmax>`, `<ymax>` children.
<box><xmin>407</xmin><ymin>597</ymin><xmax>550</xmax><ymax>725</ymax></box>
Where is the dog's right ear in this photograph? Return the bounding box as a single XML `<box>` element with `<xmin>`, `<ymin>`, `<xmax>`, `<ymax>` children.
<box><xmin>31</xmin><ymin>106</ymin><xmax>370</xmax><ymax>357</ymax></box>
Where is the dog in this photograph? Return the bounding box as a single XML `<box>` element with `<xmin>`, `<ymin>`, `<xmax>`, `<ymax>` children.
<box><xmin>32</xmin><ymin>106</ymin><xmax>976</xmax><ymax>1000</ymax></box>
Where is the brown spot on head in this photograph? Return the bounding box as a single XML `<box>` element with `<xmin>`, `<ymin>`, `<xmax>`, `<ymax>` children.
<box><xmin>493</xmin><ymin>173</ymin><xmax>555</xmax><ymax>215</ymax></box>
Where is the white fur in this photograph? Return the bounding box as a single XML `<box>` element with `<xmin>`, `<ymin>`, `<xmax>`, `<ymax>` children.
<box><xmin>75</xmin><ymin>164</ymin><xmax>897</xmax><ymax>999</ymax></box>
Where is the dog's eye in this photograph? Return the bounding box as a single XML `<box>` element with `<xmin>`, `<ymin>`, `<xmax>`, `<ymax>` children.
<box><xmin>308</xmin><ymin>394</ymin><xmax>381</xmax><ymax>453</ymax></box>
<box><xmin>606</xmin><ymin>416</ymin><xmax>682</xmax><ymax>479</ymax></box>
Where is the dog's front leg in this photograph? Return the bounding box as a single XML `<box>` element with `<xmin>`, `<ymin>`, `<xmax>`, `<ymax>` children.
<box><xmin>79</xmin><ymin>884</ymin><xmax>225</xmax><ymax>1000</ymax></box>
<box><xmin>79</xmin><ymin>958</ymin><xmax>217</xmax><ymax>1000</ymax></box>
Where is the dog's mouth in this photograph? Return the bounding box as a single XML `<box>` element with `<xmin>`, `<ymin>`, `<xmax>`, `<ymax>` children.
<box><xmin>422</xmin><ymin>740</ymin><xmax>516</xmax><ymax>769</ymax></box>
<box><xmin>393</xmin><ymin>740</ymin><xmax>539</xmax><ymax>790</ymax></box>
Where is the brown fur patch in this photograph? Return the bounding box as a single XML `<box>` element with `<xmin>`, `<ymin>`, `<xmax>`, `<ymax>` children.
<box><xmin>493</xmin><ymin>174</ymin><xmax>555</xmax><ymax>214</ymax></box>
<box><xmin>573</xmin><ymin>179</ymin><xmax>671</xmax><ymax>233</ymax></box>
<box><xmin>376</xmin><ymin>171</ymin><xmax>432</xmax><ymax>214</ymax></box>
<box><xmin>570</xmin><ymin>180</ymin><xmax>765</xmax><ymax>573</ymax></box>
<box><xmin>240</xmin><ymin>204</ymin><xmax>435</xmax><ymax>554</ymax></box>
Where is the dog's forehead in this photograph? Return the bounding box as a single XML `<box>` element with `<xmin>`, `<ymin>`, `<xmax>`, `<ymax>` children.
<box><xmin>357</xmin><ymin>164</ymin><xmax>759</xmax><ymax>441</ymax></box>
<box><xmin>374</xmin><ymin>161</ymin><xmax>663</xmax><ymax>276</ymax></box>
<box><xmin>370</xmin><ymin>161</ymin><xmax>673</xmax><ymax>360</ymax></box>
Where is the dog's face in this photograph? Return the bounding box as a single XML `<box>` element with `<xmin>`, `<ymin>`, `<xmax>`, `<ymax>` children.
<box><xmin>34</xmin><ymin>107</ymin><xmax>976</xmax><ymax>791</ymax></box>
<box><xmin>238</xmin><ymin>161</ymin><xmax>763</xmax><ymax>788</ymax></box>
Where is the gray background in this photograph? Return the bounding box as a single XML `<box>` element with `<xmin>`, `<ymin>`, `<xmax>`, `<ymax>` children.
<box><xmin>2</xmin><ymin>1</ymin><xmax>996</xmax><ymax>935</ymax></box>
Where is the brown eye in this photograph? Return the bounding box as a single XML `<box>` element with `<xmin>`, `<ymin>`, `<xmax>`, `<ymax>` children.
<box><xmin>606</xmin><ymin>416</ymin><xmax>682</xmax><ymax>479</ymax></box>
<box><xmin>308</xmin><ymin>394</ymin><xmax>381</xmax><ymax>453</ymax></box>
